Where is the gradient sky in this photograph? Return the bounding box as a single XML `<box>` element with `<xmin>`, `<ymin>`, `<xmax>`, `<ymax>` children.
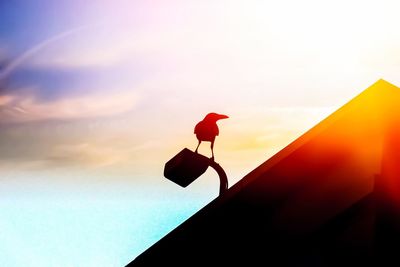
<box><xmin>1</xmin><ymin>0</ymin><xmax>400</xmax><ymax>266</ymax></box>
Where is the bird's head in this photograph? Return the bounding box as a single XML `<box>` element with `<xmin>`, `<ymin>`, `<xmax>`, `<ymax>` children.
<box><xmin>203</xmin><ymin>112</ymin><xmax>229</xmax><ymax>122</ymax></box>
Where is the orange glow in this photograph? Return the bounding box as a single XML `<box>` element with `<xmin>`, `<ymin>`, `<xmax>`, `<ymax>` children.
<box><xmin>380</xmin><ymin>118</ymin><xmax>400</xmax><ymax>207</ymax></box>
<box><xmin>230</xmin><ymin>79</ymin><xmax>400</xmax><ymax>233</ymax></box>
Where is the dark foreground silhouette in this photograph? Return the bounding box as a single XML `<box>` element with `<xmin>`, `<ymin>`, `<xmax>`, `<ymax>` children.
<box><xmin>163</xmin><ymin>113</ymin><xmax>229</xmax><ymax>195</ymax></box>
<box><xmin>164</xmin><ymin>148</ymin><xmax>228</xmax><ymax>195</ymax></box>
<box><xmin>127</xmin><ymin>80</ymin><xmax>400</xmax><ymax>266</ymax></box>
<box><xmin>194</xmin><ymin>112</ymin><xmax>228</xmax><ymax>160</ymax></box>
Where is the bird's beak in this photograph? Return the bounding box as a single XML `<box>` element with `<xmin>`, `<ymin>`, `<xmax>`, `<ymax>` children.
<box><xmin>217</xmin><ymin>114</ymin><xmax>229</xmax><ymax>120</ymax></box>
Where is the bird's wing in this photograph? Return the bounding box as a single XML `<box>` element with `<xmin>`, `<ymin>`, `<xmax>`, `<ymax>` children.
<box><xmin>194</xmin><ymin>122</ymin><xmax>201</xmax><ymax>134</ymax></box>
<box><xmin>214</xmin><ymin>124</ymin><xmax>219</xmax><ymax>136</ymax></box>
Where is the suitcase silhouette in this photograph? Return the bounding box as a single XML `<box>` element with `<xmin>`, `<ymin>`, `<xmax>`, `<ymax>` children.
<box><xmin>164</xmin><ymin>148</ymin><xmax>210</xmax><ymax>187</ymax></box>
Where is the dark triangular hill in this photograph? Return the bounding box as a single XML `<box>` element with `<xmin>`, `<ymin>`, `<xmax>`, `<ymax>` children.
<box><xmin>127</xmin><ymin>79</ymin><xmax>400</xmax><ymax>266</ymax></box>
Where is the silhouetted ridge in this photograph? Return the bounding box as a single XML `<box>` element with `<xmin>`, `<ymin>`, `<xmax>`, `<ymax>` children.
<box><xmin>127</xmin><ymin>79</ymin><xmax>400</xmax><ymax>266</ymax></box>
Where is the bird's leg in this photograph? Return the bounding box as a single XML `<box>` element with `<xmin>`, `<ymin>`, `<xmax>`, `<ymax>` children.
<box><xmin>195</xmin><ymin>140</ymin><xmax>201</xmax><ymax>153</ymax></box>
<box><xmin>211</xmin><ymin>141</ymin><xmax>215</xmax><ymax>161</ymax></box>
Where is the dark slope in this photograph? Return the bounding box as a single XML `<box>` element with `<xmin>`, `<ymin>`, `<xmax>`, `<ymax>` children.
<box><xmin>127</xmin><ymin>80</ymin><xmax>400</xmax><ymax>266</ymax></box>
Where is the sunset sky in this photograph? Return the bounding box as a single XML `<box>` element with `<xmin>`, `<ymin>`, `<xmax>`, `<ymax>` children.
<box><xmin>1</xmin><ymin>0</ymin><xmax>400</xmax><ymax>266</ymax></box>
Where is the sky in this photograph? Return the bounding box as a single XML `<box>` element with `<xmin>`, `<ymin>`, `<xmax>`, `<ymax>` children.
<box><xmin>1</xmin><ymin>0</ymin><xmax>400</xmax><ymax>266</ymax></box>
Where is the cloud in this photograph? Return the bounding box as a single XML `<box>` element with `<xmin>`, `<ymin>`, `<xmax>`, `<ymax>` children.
<box><xmin>0</xmin><ymin>95</ymin><xmax>13</xmax><ymax>106</ymax></box>
<box><xmin>2</xmin><ymin>0</ymin><xmax>399</xmax><ymax>177</ymax></box>
<box><xmin>0</xmin><ymin>24</ymin><xmax>143</xmax><ymax>125</ymax></box>
<box><xmin>44</xmin><ymin>143</ymin><xmax>124</xmax><ymax>168</ymax></box>
<box><xmin>0</xmin><ymin>29</ymin><xmax>142</xmax><ymax>124</ymax></box>
<box><xmin>0</xmin><ymin>142</ymin><xmax>126</xmax><ymax>171</ymax></box>
<box><xmin>0</xmin><ymin>26</ymin><xmax>93</xmax><ymax>81</ymax></box>
<box><xmin>223</xmin><ymin>106</ymin><xmax>336</xmax><ymax>152</ymax></box>
<box><xmin>0</xmin><ymin>88</ymin><xmax>138</xmax><ymax>123</ymax></box>
<box><xmin>26</xmin><ymin>26</ymin><xmax>135</xmax><ymax>69</ymax></box>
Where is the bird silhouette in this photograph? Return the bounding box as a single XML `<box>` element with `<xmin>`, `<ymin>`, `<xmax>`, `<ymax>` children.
<box><xmin>194</xmin><ymin>112</ymin><xmax>229</xmax><ymax>160</ymax></box>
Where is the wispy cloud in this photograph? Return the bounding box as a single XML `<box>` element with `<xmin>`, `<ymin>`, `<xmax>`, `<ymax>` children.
<box><xmin>1</xmin><ymin>0</ymin><xmax>400</xmax><ymax>175</ymax></box>
<box><xmin>45</xmin><ymin>143</ymin><xmax>124</xmax><ymax>168</ymax></box>
<box><xmin>0</xmin><ymin>27</ymin><xmax>142</xmax><ymax>124</ymax></box>
<box><xmin>25</xmin><ymin>26</ymin><xmax>135</xmax><ymax>69</ymax></box>
<box><xmin>0</xmin><ymin>26</ymin><xmax>90</xmax><ymax>81</ymax></box>
<box><xmin>0</xmin><ymin>88</ymin><xmax>138</xmax><ymax>123</ymax></box>
<box><xmin>0</xmin><ymin>94</ymin><xmax>13</xmax><ymax>106</ymax></box>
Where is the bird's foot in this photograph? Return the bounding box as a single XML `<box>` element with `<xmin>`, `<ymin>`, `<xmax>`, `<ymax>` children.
<box><xmin>210</xmin><ymin>156</ymin><xmax>215</xmax><ymax>162</ymax></box>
